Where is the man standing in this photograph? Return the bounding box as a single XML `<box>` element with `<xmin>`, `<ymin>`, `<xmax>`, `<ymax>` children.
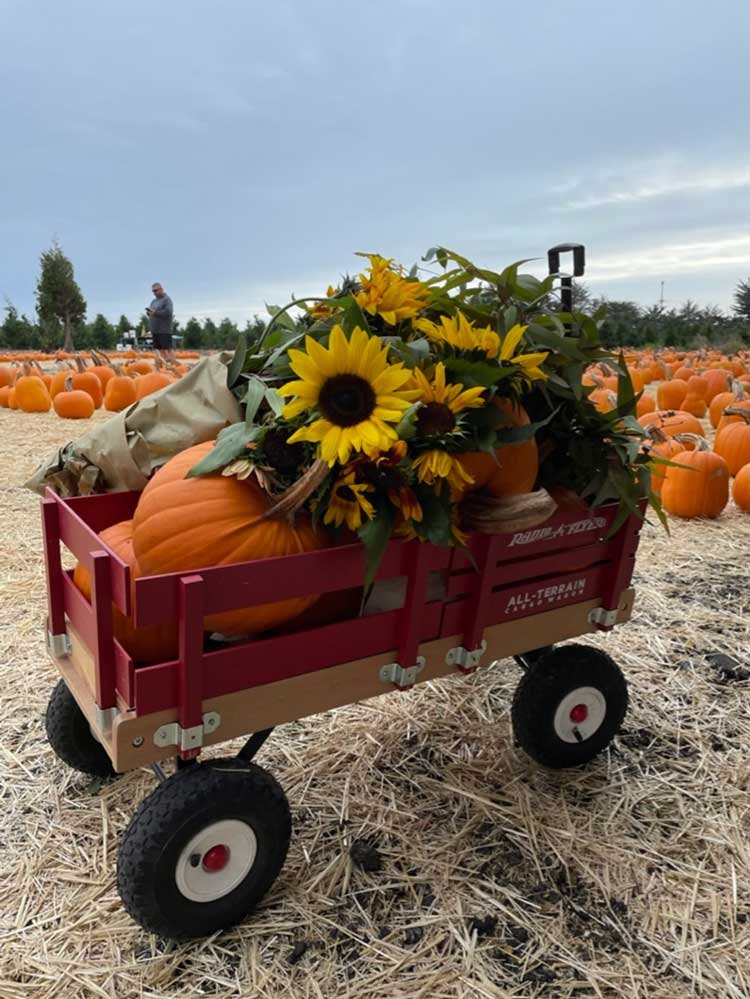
<box><xmin>146</xmin><ymin>282</ymin><xmax>174</xmax><ymax>361</ymax></box>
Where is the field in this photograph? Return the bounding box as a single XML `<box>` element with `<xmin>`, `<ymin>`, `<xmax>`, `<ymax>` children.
<box><xmin>1</xmin><ymin>408</ymin><xmax>750</xmax><ymax>999</ymax></box>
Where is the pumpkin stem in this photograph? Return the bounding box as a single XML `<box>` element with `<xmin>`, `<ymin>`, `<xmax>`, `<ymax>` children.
<box><xmin>643</xmin><ymin>424</ymin><xmax>668</xmax><ymax>444</ymax></box>
<box><xmin>460</xmin><ymin>488</ymin><xmax>558</xmax><ymax>535</ymax></box>
<box><xmin>673</xmin><ymin>433</ymin><xmax>708</xmax><ymax>451</ymax></box>
<box><xmin>64</xmin><ymin>375</ymin><xmax>73</xmax><ymax>393</ymax></box>
<box><xmin>723</xmin><ymin>406</ymin><xmax>750</xmax><ymax>424</ymax></box>
<box><xmin>260</xmin><ymin>459</ymin><xmax>330</xmax><ymax>522</ymax></box>
<box><xmin>74</xmin><ymin>354</ymin><xmax>87</xmax><ymax>373</ymax></box>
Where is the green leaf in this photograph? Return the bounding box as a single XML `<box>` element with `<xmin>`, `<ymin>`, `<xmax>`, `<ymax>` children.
<box><xmin>186</xmin><ymin>423</ymin><xmax>260</xmax><ymax>477</ymax></box>
<box><xmin>358</xmin><ymin>504</ymin><xmax>395</xmax><ymax>586</ymax></box>
<box><xmin>244</xmin><ymin>377</ymin><xmax>266</xmax><ymax>428</ymax></box>
<box><xmin>444</xmin><ymin>358</ymin><xmax>513</xmax><ymax>389</ymax></box>
<box><xmin>265</xmin><ymin>304</ymin><xmax>296</xmax><ymax>330</ymax></box>
<box><xmin>395</xmin><ymin>402</ymin><xmax>420</xmax><ymax>440</ymax></box>
<box><xmin>265</xmin><ymin>387</ymin><xmax>284</xmax><ymax>417</ymax></box>
<box><xmin>226</xmin><ymin>334</ymin><xmax>247</xmax><ymax>389</ymax></box>
<box><xmin>337</xmin><ymin>295</ymin><xmax>369</xmax><ymax>334</ymax></box>
<box><xmin>416</xmin><ymin>488</ymin><xmax>454</xmax><ymax>546</ymax></box>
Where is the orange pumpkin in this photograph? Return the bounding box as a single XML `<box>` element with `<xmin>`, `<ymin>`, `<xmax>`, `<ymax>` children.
<box><xmin>73</xmin><ymin>520</ymin><xmax>178</xmax><ymax>665</ymax></box>
<box><xmin>636</xmin><ymin>394</ymin><xmax>657</xmax><ymax>419</ymax></box>
<box><xmin>71</xmin><ymin>370</ymin><xmax>103</xmax><ymax>408</ymax></box>
<box><xmin>703</xmin><ymin>369</ymin><xmax>731</xmax><ymax>401</ymax></box>
<box><xmin>456</xmin><ymin>399</ymin><xmax>538</xmax><ymax>498</ymax></box>
<box><xmin>50</xmin><ymin>368</ymin><xmax>73</xmax><ymax>398</ymax></box>
<box><xmin>0</xmin><ymin>365</ymin><xmax>12</xmax><ymax>388</ymax></box>
<box><xmin>126</xmin><ymin>360</ymin><xmax>154</xmax><ymax>377</ymax></box>
<box><xmin>132</xmin><ymin>441</ymin><xmax>325</xmax><ymax>637</ymax></box>
<box><xmin>732</xmin><ymin>464</ymin><xmax>750</xmax><ymax>512</ymax></box>
<box><xmin>709</xmin><ymin>382</ymin><xmax>743</xmax><ymax>428</ymax></box>
<box><xmin>714</xmin><ymin>410</ymin><xmax>750</xmax><ymax>476</ymax></box>
<box><xmin>717</xmin><ymin>399</ymin><xmax>750</xmax><ymax>432</ymax></box>
<box><xmin>642</xmin><ymin>427</ymin><xmax>693</xmax><ymax>497</ymax></box>
<box><xmin>104</xmin><ymin>375</ymin><xmax>138</xmax><ymax>412</ymax></box>
<box><xmin>638</xmin><ymin>409</ymin><xmax>704</xmax><ymax>438</ymax></box>
<box><xmin>686</xmin><ymin>375</ymin><xmax>708</xmax><ymax>400</ymax></box>
<box><xmin>0</xmin><ymin>385</ymin><xmax>10</xmax><ymax>408</ymax></box>
<box><xmin>134</xmin><ymin>371</ymin><xmax>173</xmax><ymax>400</ymax></box>
<box><xmin>7</xmin><ymin>387</ymin><xmax>17</xmax><ymax>409</ymax></box>
<box><xmin>657</xmin><ymin>379</ymin><xmax>689</xmax><ymax>410</ymax></box>
<box><xmin>14</xmin><ymin>375</ymin><xmax>51</xmax><ymax>412</ymax></box>
<box><xmin>661</xmin><ymin>437</ymin><xmax>729</xmax><ymax>519</ymax></box>
<box><xmin>53</xmin><ymin>376</ymin><xmax>95</xmax><ymax>419</ymax></box>
<box><xmin>681</xmin><ymin>393</ymin><xmax>708</xmax><ymax>418</ymax></box>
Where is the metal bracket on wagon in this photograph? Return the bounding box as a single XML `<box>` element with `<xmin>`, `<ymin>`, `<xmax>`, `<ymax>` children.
<box><xmin>446</xmin><ymin>640</ymin><xmax>488</xmax><ymax>672</ymax></box>
<box><xmin>93</xmin><ymin>704</ymin><xmax>119</xmax><ymax>736</ymax></box>
<box><xmin>47</xmin><ymin>630</ymin><xmax>72</xmax><ymax>658</ymax></box>
<box><xmin>379</xmin><ymin>657</ymin><xmax>425</xmax><ymax>689</ymax></box>
<box><xmin>588</xmin><ymin>607</ymin><xmax>618</xmax><ymax>629</ymax></box>
<box><xmin>153</xmin><ymin>712</ymin><xmax>221</xmax><ymax>751</ymax></box>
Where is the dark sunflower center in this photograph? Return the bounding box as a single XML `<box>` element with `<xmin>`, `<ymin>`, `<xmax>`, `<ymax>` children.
<box><xmin>262</xmin><ymin>428</ymin><xmax>306</xmax><ymax>474</ymax></box>
<box><xmin>318</xmin><ymin>374</ymin><xmax>376</xmax><ymax>428</ymax></box>
<box><xmin>337</xmin><ymin>486</ymin><xmax>357</xmax><ymax>503</ymax></box>
<box><xmin>416</xmin><ymin>402</ymin><xmax>456</xmax><ymax>435</ymax></box>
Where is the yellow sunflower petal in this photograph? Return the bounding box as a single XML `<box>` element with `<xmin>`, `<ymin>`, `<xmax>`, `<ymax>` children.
<box><xmin>498</xmin><ymin>323</ymin><xmax>528</xmax><ymax>361</ymax></box>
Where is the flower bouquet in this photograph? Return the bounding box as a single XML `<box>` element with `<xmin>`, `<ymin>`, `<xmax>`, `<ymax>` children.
<box><xmin>189</xmin><ymin>247</ymin><xmax>658</xmax><ymax>579</ymax></box>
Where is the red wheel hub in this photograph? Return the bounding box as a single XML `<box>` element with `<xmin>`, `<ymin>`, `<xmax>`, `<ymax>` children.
<box><xmin>569</xmin><ymin>703</ymin><xmax>588</xmax><ymax>724</ymax></box>
<box><xmin>201</xmin><ymin>844</ymin><xmax>230</xmax><ymax>872</ymax></box>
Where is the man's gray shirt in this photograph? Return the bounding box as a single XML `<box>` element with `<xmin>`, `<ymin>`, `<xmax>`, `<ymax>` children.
<box><xmin>148</xmin><ymin>295</ymin><xmax>173</xmax><ymax>335</ymax></box>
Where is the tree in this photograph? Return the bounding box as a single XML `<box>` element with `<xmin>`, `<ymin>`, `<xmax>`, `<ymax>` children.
<box><xmin>202</xmin><ymin>318</ymin><xmax>218</xmax><ymax>349</ymax></box>
<box><xmin>1</xmin><ymin>302</ymin><xmax>36</xmax><ymax>350</ymax></box>
<box><xmin>89</xmin><ymin>313</ymin><xmax>116</xmax><ymax>349</ymax></box>
<box><xmin>217</xmin><ymin>317</ymin><xmax>239</xmax><ymax>348</ymax></box>
<box><xmin>733</xmin><ymin>278</ymin><xmax>750</xmax><ymax>320</ymax></box>
<box><xmin>35</xmin><ymin>241</ymin><xmax>87</xmax><ymax>351</ymax></box>
<box><xmin>183</xmin><ymin>317</ymin><xmax>203</xmax><ymax>349</ymax></box>
<box><xmin>117</xmin><ymin>314</ymin><xmax>133</xmax><ymax>337</ymax></box>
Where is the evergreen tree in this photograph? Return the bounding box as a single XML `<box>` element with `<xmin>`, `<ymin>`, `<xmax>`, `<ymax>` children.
<box><xmin>183</xmin><ymin>317</ymin><xmax>203</xmax><ymax>349</ymax></box>
<box><xmin>35</xmin><ymin>241</ymin><xmax>87</xmax><ymax>351</ymax></box>
<box><xmin>733</xmin><ymin>278</ymin><xmax>750</xmax><ymax>320</ymax></box>
<box><xmin>1</xmin><ymin>302</ymin><xmax>36</xmax><ymax>350</ymax></box>
<box><xmin>217</xmin><ymin>317</ymin><xmax>239</xmax><ymax>348</ymax></box>
<box><xmin>202</xmin><ymin>318</ymin><xmax>218</xmax><ymax>349</ymax></box>
<box><xmin>116</xmin><ymin>314</ymin><xmax>133</xmax><ymax>338</ymax></box>
<box><xmin>89</xmin><ymin>313</ymin><xmax>116</xmax><ymax>349</ymax></box>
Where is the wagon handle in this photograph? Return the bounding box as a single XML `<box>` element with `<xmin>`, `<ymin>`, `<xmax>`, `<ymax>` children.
<box><xmin>547</xmin><ymin>243</ymin><xmax>585</xmax><ymax>314</ymax></box>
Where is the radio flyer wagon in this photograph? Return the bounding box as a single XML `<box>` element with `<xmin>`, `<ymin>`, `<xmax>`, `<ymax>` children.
<box><xmin>41</xmin><ymin>487</ymin><xmax>641</xmax><ymax>939</ymax></box>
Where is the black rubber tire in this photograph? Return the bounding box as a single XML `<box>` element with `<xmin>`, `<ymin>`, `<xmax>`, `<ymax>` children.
<box><xmin>511</xmin><ymin>644</ymin><xmax>628</xmax><ymax>769</ymax></box>
<box><xmin>117</xmin><ymin>758</ymin><xmax>291</xmax><ymax>938</ymax></box>
<box><xmin>45</xmin><ymin>679</ymin><xmax>115</xmax><ymax>778</ymax></box>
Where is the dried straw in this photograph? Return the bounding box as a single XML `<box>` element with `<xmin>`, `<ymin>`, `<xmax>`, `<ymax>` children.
<box><xmin>1</xmin><ymin>404</ymin><xmax>750</xmax><ymax>999</ymax></box>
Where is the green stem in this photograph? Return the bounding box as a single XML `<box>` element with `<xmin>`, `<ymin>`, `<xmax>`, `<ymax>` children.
<box><xmin>257</xmin><ymin>297</ymin><xmax>337</xmax><ymax>351</ymax></box>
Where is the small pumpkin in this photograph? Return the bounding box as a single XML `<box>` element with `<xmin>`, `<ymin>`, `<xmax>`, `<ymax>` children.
<box><xmin>643</xmin><ymin>426</ymin><xmax>691</xmax><ymax>497</ymax></box>
<box><xmin>0</xmin><ymin>385</ymin><xmax>10</xmax><ymax>408</ymax></box>
<box><xmin>681</xmin><ymin>393</ymin><xmax>708</xmax><ymax>418</ymax></box>
<box><xmin>661</xmin><ymin>435</ymin><xmax>729</xmax><ymax>519</ymax></box>
<box><xmin>132</xmin><ymin>441</ymin><xmax>325</xmax><ymax>637</ymax></box>
<box><xmin>71</xmin><ymin>367</ymin><xmax>103</xmax><ymax>408</ymax></box>
<box><xmin>732</xmin><ymin>464</ymin><xmax>750</xmax><ymax>512</ymax></box>
<box><xmin>134</xmin><ymin>371</ymin><xmax>173</xmax><ymax>400</ymax></box>
<box><xmin>53</xmin><ymin>376</ymin><xmax>95</xmax><ymax>419</ymax></box>
<box><xmin>73</xmin><ymin>520</ymin><xmax>178</xmax><ymax>664</ymax></box>
<box><xmin>126</xmin><ymin>359</ymin><xmax>154</xmax><ymax>377</ymax></box>
<box><xmin>704</xmin><ymin>368</ymin><xmax>731</xmax><ymax>401</ymax></box>
<box><xmin>636</xmin><ymin>393</ymin><xmax>657</xmax><ymax>419</ymax></box>
<box><xmin>0</xmin><ymin>365</ymin><xmax>12</xmax><ymax>388</ymax></box>
<box><xmin>714</xmin><ymin>409</ymin><xmax>750</xmax><ymax>476</ymax></box>
<box><xmin>709</xmin><ymin>381</ymin><xmax>743</xmax><ymax>428</ymax></box>
<box><xmin>717</xmin><ymin>399</ymin><xmax>750</xmax><ymax>432</ymax></box>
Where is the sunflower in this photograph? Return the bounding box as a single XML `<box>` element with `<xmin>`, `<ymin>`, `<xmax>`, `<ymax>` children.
<box><xmin>412</xmin><ymin>362</ymin><xmax>485</xmax><ymax>436</ymax></box>
<box><xmin>306</xmin><ymin>285</ymin><xmax>338</xmax><ymax>320</ymax></box>
<box><xmin>389</xmin><ymin>484</ymin><xmax>423</xmax><ymax>523</ymax></box>
<box><xmin>412</xmin><ymin>449</ymin><xmax>475</xmax><ymax>492</ymax></box>
<box><xmin>497</xmin><ymin>323</ymin><xmax>548</xmax><ymax>381</ymax></box>
<box><xmin>280</xmin><ymin>325</ymin><xmax>418</xmax><ymax>466</ymax></box>
<box><xmin>414</xmin><ymin>311</ymin><xmax>500</xmax><ymax>359</ymax></box>
<box><xmin>323</xmin><ymin>471</ymin><xmax>375</xmax><ymax>531</ymax></box>
<box><xmin>355</xmin><ymin>255</ymin><xmax>430</xmax><ymax>326</ymax></box>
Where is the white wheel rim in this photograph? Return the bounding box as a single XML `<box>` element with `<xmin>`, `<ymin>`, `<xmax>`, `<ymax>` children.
<box><xmin>553</xmin><ymin>686</ymin><xmax>607</xmax><ymax>744</ymax></box>
<box><xmin>175</xmin><ymin>819</ymin><xmax>258</xmax><ymax>903</ymax></box>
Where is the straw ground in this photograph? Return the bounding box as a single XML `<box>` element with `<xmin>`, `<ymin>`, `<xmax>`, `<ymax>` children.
<box><xmin>1</xmin><ymin>408</ymin><xmax>749</xmax><ymax>999</ymax></box>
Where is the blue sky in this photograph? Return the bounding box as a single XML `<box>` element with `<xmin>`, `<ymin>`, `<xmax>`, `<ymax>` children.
<box><xmin>2</xmin><ymin>0</ymin><xmax>749</xmax><ymax>325</ymax></box>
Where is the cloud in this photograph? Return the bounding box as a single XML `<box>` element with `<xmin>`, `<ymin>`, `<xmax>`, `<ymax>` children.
<box><xmin>562</xmin><ymin>167</ymin><xmax>750</xmax><ymax>210</ymax></box>
<box><xmin>582</xmin><ymin>233</ymin><xmax>750</xmax><ymax>282</ymax></box>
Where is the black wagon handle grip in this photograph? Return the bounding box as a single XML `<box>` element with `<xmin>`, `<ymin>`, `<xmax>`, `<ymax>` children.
<box><xmin>547</xmin><ymin>243</ymin><xmax>586</xmax><ymax>278</ymax></box>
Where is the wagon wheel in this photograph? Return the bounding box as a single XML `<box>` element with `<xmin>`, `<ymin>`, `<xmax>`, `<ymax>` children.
<box><xmin>117</xmin><ymin>758</ymin><xmax>291</xmax><ymax>938</ymax></box>
<box><xmin>45</xmin><ymin>678</ymin><xmax>115</xmax><ymax>778</ymax></box>
<box><xmin>511</xmin><ymin>644</ymin><xmax>628</xmax><ymax>769</ymax></box>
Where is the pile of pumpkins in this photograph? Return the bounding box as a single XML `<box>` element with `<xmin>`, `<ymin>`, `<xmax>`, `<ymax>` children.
<box><xmin>0</xmin><ymin>352</ymin><xmax>192</xmax><ymax>417</ymax></box>
<box><xmin>585</xmin><ymin>348</ymin><xmax>750</xmax><ymax>520</ymax></box>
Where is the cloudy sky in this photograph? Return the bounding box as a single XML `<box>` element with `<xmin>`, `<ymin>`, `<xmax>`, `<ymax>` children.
<box><xmin>2</xmin><ymin>0</ymin><xmax>749</xmax><ymax>326</ymax></box>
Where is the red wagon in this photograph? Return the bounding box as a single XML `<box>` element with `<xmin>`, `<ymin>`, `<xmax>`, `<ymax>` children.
<box><xmin>41</xmin><ymin>488</ymin><xmax>641</xmax><ymax>938</ymax></box>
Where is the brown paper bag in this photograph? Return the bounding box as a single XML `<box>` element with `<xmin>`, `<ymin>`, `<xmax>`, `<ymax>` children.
<box><xmin>25</xmin><ymin>353</ymin><xmax>242</xmax><ymax>496</ymax></box>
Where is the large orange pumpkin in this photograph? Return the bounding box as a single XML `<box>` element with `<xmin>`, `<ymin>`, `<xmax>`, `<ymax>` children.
<box><xmin>14</xmin><ymin>375</ymin><xmax>51</xmax><ymax>412</ymax></box>
<box><xmin>732</xmin><ymin>464</ymin><xmax>750</xmax><ymax>512</ymax></box>
<box><xmin>714</xmin><ymin>411</ymin><xmax>750</xmax><ymax>476</ymax></box>
<box><xmin>456</xmin><ymin>399</ymin><xmax>538</xmax><ymax>498</ymax></box>
<box><xmin>104</xmin><ymin>375</ymin><xmax>138</xmax><ymax>412</ymax></box>
<box><xmin>657</xmin><ymin>379</ymin><xmax>688</xmax><ymax>410</ymax></box>
<box><xmin>638</xmin><ymin>409</ymin><xmax>704</xmax><ymax>438</ymax></box>
<box><xmin>132</xmin><ymin>442</ymin><xmax>325</xmax><ymax>637</ymax></box>
<box><xmin>134</xmin><ymin>371</ymin><xmax>173</xmax><ymax>400</ymax></box>
<box><xmin>704</xmin><ymin>369</ymin><xmax>731</xmax><ymax>401</ymax></box>
<box><xmin>661</xmin><ymin>437</ymin><xmax>729</xmax><ymax>519</ymax></box>
<box><xmin>717</xmin><ymin>399</ymin><xmax>750</xmax><ymax>431</ymax></box>
<box><xmin>73</xmin><ymin>520</ymin><xmax>178</xmax><ymax>664</ymax></box>
<box><xmin>643</xmin><ymin>427</ymin><xmax>692</xmax><ymax>497</ymax></box>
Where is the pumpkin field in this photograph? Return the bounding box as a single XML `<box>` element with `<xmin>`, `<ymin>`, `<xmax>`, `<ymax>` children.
<box><xmin>2</xmin><ymin>352</ymin><xmax>750</xmax><ymax>999</ymax></box>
